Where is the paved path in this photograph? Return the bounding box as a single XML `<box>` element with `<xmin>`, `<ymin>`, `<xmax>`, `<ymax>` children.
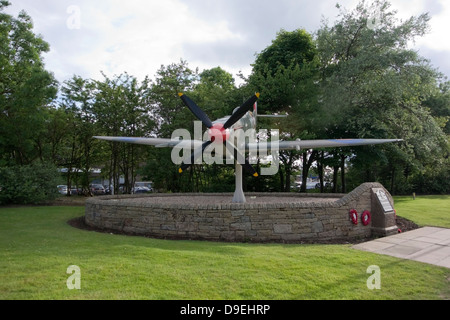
<box><xmin>353</xmin><ymin>227</ymin><xmax>450</xmax><ymax>269</ymax></box>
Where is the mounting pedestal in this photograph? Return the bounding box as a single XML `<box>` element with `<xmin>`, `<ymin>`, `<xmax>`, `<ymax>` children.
<box><xmin>232</xmin><ymin>162</ymin><xmax>246</xmax><ymax>203</ymax></box>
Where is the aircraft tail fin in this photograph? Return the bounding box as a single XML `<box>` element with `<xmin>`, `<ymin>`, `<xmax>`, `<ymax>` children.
<box><xmin>254</xmin><ymin>97</ymin><xmax>288</xmax><ymax>120</ymax></box>
<box><xmin>253</xmin><ymin>99</ymin><xmax>288</xmax><ymax>127</ymax></box>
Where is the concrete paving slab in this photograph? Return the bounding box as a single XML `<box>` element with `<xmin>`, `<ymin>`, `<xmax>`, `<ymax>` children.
<box><xmin>353</xmin><ymin>240</ymin><xmax>394</xmax><ymax>252</ymax></box>
<box><xmin>425</xmin><ymin>229</ymin><xmax>450</xmax><ymax>240</ymax></box>
<box><xmin>353</xmin><ymin>227</ymin><xmax>450</xmax><ymax>269</ymax></box>
<box><xmin>400</xmin><ymin>239</ymin><xmax>437</xmax><ymax>250</ymax></box>
<box><xmin>384</xmin><ymin>244</ymin><xmax>425</xmax><ymax>257</ymax></box>
<box><xmin>411</xmin><ymin>245</ymin><xmax>450</xmax><ymax>267</ymax></box>
<box><xmin>414</xmin><ymin>236</ymin><xmax>446</xmax><ymax>244</ymax></box>
<box><xmin>376</xmin><ymin>237</ymin><xmax>409</xmax><ymax>245</ymax></box>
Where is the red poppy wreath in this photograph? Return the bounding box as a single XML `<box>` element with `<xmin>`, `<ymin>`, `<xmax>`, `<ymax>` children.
<box><xmin>349</xmin><ymin>209</ymin><xmax>358</xmax><ymax>225</ymax></box>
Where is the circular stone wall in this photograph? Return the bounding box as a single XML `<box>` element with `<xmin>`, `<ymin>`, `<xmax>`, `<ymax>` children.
<box><xmin>84</xmin><ymin>183</ymin><xmax>397</xmax><ymax>243</ymax></box>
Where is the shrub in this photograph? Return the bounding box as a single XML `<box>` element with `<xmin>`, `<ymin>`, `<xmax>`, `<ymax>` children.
<box><xmin>0</xmin><ymin>162</ymin><xmax>61</xmax><ymax>205</ymax></box>
<box><xmin>411</xmin><ymin>167</ymin><xmax>450</xmax><ymax>195</ymax></box>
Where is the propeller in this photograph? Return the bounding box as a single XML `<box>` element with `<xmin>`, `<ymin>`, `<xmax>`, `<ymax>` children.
<box><xmin>225</xmin><ymin>140</ymin><xmax>259</xmax><ymax>177</ymax></box>
<box><xmin>177</xmin><ymin>92</ymin><xmax>260</xmax><ymax>176</ymax></box>
<box><xmin>223</xmin><ymin>93</ymin><xmax>259</xmax><ymax>129</ymax></box>
<box><xmin>179</xmin><ymin>140</ymin><xmax>212</xmax><ymax>173</ymax></box>
<box><xmin>178</xmin><ymin>93</ymin><xmax>213</xmax><ymax>128</ymax></box>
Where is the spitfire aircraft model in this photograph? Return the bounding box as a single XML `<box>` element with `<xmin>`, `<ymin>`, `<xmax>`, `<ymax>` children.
<box><xmin>94</xmin><ymin>93</ymin><xmax>402</xmax><ymax>203</ymax></box>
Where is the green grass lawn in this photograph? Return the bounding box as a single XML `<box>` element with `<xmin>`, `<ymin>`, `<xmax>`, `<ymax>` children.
<box><xmin>0</xmin><ymin>196</ymin><xmax>449</xmax><ymax>300</ymax></box>
<box><xmin>394</xmin><ymin>195</ymin><xmax>450</xmax><ymax>228</ymax></box>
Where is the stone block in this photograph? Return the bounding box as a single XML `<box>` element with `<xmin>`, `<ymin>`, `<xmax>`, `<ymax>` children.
<box><xmin>312</xmin><ymin>221</ymin><xmax>324</xmax><ymax>233</ymax></box>
<box><xmin>230</xmin><ymin>222</ymin><xmax>252</xmax><ymax>231</ymax></box>
<box><xmin>274</xmin><ymin>224</ymin><xmax>292</xmax><ymax>234</ymax></box>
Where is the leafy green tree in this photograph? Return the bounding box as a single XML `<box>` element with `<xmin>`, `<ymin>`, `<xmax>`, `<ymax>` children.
<box><xmin>423</xmin><ymin>81</ymin><xmax>450</xmax><ymax>135</ymax></box>
<box><xmin>316</xmin><ymin>0</ymin><xmax>448</xmax><ymax>194</ymax></box>
<box><xmin>253</xmin><ymin>29</ymin><xmax>317</xmax><ymax>80</ymax></box>
<box><xmin>59</xmin><ymin>76</ymin><xmax>99</xmax><ymax>195</ymax></box>
<box><xmin>151</xmin><ymin>60</ymin><xmax>199</xmax><ymax>137</ymax></box>
<box><xmin>251</xmin><ymin>29</ymin><xmax>318</xmax><ymax>114</ymax></box>
<box><xmin>92</xmin><ymin>73</ymin><xmax>154</xmax><ymax>194</ymax></box>
<box><xmin>42</xmin><ymin>106</ymin><xmax>70</xmax><ymax>164</ymax></box>
<box><xmin>193</xmin><ymin>66</ymin><xmax>237</xmax><ymax>120</ymax></box>
<box><xmin>141</xmin><ymin>61</ymin><xmax>195</xmax><ymax>192</ymax></box>
<box><xmin>0</xmin><ymin>1</ymin><xmax>57</xmax><ymax>165</ymax></box>
<box><xmin>249</xmin><ymin>29</ymin><xmax>320</xmax><ymax>191</ymax></box>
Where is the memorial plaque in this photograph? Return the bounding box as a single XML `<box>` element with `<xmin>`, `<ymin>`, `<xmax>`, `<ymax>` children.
<box><xmin>375</xmin><ymin>189</ymin><xmax>393</xmax><ymax>212</ymax></box>
<box><xmin>371</xmin><ymin>186</ymin><xmax>398</xmax><ymax>237</ymax></box>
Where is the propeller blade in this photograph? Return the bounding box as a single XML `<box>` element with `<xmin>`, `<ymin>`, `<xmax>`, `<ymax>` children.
<box><xmin>242</xmin><ymin>162</ymin><xmax>258</xmax><ymax>177</ymax></box>
<box><xmin>178</xmin><ymin>93</ymin><xmax>213</xmax><ymax>128</ymax></box>
<box><xmin>223</xmin><ymin>93</ymin><xmax>260</xmax><ymax>130</ymax></box>
<box><xmin>179</xmin><ymin>140</ymin><xmax>213</xmax><ymax>173</ymax></box>
<box><xmin>224</xmin><ymin>141</ymin><xmax>259</xmax><ymax>177</ymax></box>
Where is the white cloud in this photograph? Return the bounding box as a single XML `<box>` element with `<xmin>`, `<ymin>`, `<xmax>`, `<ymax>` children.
<box><xmin>5</xmin><ymin>0</ymin><xmax>450</xmax><ymax>85</ymax></box>
<box><xmin>386</xmin><ymin>0</ymin><xmax>450</xmax><ymax>78</ymax></box>
<box><xmin>387</xmin><ymin>0</ymin><xmax>448</xmax><ymax>49</ymax></box>
<box><xmin>65</xmin><ymin>0</ymin><xmax>244</xmax><ymax>82</ymax></box>
<box><xmin>88</xmin><ymin>1</ymin><xmax>246</xmax><ymax>80</ymax></box>
<box><xmin>416</xmin><ymin>1</ymin><xmax>450</xmax><ymax>51</ymax></box>
<box><xmin>6</xmin><ymin>0</ymin><xmax>244</xmax><ymax>83</ymax></box>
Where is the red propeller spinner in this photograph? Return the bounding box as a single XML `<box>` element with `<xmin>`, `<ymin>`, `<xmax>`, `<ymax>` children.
<box><xmin>208</xmin><ymin>123</ymin><xmax>230</xmax><ymax>143</ymax></box>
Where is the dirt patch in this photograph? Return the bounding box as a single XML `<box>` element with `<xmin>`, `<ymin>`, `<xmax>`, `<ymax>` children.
<box><xmin>396</xmin><ymin>216</ymin><xmax>420</xmax><ymax>233</ymax></box>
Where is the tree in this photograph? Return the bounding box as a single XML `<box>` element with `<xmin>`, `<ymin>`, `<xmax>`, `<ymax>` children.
<box><xmin>193</xmin><ymin>66</ymin><xmax>237</xmax><ymax>120</ymax></box>
<box><xmin>253</xmin><ymin>29</ymin><xmax>317</xmax><ymax>80</ymax></box>
<box><xmin>151</xmin><ymin>60</ymin><xmax>199</xmax><ymax>137</ymax></box>
<box><xmin>92</xmin><ymin>73</ymin><xmax>154</xmax><ymax>194</ymax></box>
<box><xmin>60</xmin><ymin>76</ymin><xmax>99</xmax><ymax>195</ymax></box>
<box><xmin>249</xmin><ymin>29</ymin><xmax>320</xmax><ymax>192</ymax></box>
<box><xmin>315</xmin><ymin>0</ymin><xmax>448</xmax><ymax>194</ymax></box>
<box><xmin>0</xmin><ymin>1</ymin><xmax>58</xmax><ymax>165</ymax></box>
<box><xmin>423</xmin><ymin>81</ymin><xmax>450</xmax><ymax>135</ymax></box>
<box><xmin>251</xmin><ymin>29</ymin><xmax>318</xmax><ymax>114</ymax></box>
<box><xmin>140</xmin><ymin>60</ymin><xmax>201</xmax><ymax>192</ymax></box>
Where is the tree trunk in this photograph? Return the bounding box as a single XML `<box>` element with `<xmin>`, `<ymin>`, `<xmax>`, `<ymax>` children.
<box><xmin>284</xmin><ymin>151</ymin><xmax>294</xmax><ymax>192</ymax></box>
<box><xmin>300</xmin><ymin>151</ymin><xmax>317</xmax><ymax>192</ymax></box>
<box><xmin>318</xmin><ymin>151</ymin><xmax>324</xmax><ymax>193</ymax></box>
<box><xmin>340</xmin><ymin>154</ymin><xmax>346</xmax><ymax>193</ymax></box>
<box><xmin>332</xmin><ymin>165</ymin><xmax>339</xmax><ymax>193</ymax></box>
<box><xmin>285</xmin><ymin>166</ymin><xmax>291</xmax><ymax>192</ymax></box>
<box><xmin>279</xmin><ymin>166</ymin><xmax>285</xmax><ymax>192</ymax></box>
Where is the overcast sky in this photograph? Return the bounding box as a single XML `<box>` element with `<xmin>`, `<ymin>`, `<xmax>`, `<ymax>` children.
<box><xmin>5</xmin><ymin>0</ymin><xmax>450</xmax><ymax>86</ymax></box>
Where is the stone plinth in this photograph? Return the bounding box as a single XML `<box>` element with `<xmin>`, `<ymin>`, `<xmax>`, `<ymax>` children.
<box><xmin>84</xmin><ymin>183</ymin><xmax>398</xmax><ymax>243</ymax></box>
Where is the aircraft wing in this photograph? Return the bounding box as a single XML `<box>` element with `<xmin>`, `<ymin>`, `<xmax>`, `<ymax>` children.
<box><xmin>247</xmin><ymin>139</ymin><xmax>403</xmax><ymax>152</ymax></box>
<box><xmin>93</xmin><ymin>136</ymin><xmax>204</xmax><ymax>149</ymax></box>
<box><xmin>94</xmin><ymin>136</ymin><xmax>402</xmax><ymax>151</ymax></box>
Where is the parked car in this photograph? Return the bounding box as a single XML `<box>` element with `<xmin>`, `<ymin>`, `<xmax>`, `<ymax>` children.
<box><xmin>104</xmin><ymin>185</ymin><xmax>112</xmax><ymax>195</ymax></box>
<box><xmin>57</xmin><ymin>185</ymin><xmax>80</xmax><ymax>195</ymax></box>
<box><xmin>315</xmin><ymin>182</ymin><xmax>334</xmax><ymax>190</ymax></box>
<box><xmin>132</xmin><ymin>186</ymin><xmax>152</xmax><ymax>194</ymax></box>
<box><xmin>57</xmin><ymin>185</ymin><xmax>68</xmax><ymax>195</ymax></box>
<box><xmin>69</xmin><ymin>187</ymin><xmax>79</xmax><ymax>195</ymax></box>
<box><xmin>134</xmin><ymin>182</ymin><xmax>153</xmax><ymax>193</ymax></box>
<box><xmin>90</xmin><ymin>184</ymin><xmax>106</xmax><ymax>195</ymax></box>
